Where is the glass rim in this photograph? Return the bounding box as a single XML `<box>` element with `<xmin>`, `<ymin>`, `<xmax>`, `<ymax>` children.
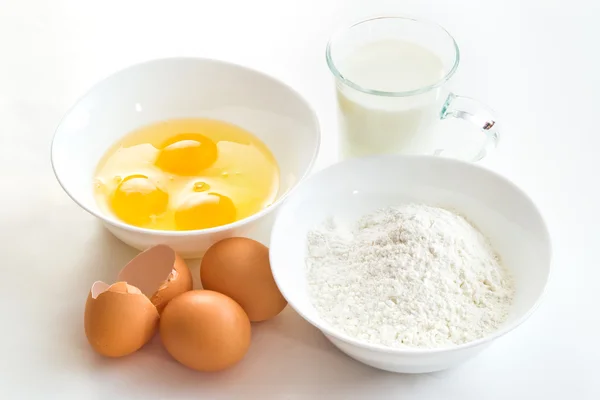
<box><xmin>325</xmin><ymin>15</ymin><xmax>461</xmax><ymax>98</ymax></box>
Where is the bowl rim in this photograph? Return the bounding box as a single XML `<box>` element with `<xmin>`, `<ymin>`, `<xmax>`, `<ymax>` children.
<box><xmin>269</xmin><ymin>154</ymin><xmax>553</xmax><ymax>355</ymax></box>
<box><xmin>50</xmin><ymin>56</ymin><xmax>321</xmax><ymax>237</ymax></box>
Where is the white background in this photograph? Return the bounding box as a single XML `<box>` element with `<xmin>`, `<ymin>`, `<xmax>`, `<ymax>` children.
<box><xmin>1</xmin><ymin>0</ymin><xmax>598</xmax><ymax>398</ymax></box>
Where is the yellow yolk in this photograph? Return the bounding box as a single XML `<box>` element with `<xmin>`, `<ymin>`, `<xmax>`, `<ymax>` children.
<box><xmin>174</xmin><ymin>192</ymin><xmax>236</xmax><ymax>230</ymax></box>
<box><xmin>111</xmin><ymin>175</ymin><xmax>169</xmax><ymax>226</ymax></box>
<box><xmin>93</xmin><ymin>118</ymin><xmax>279</xmax><ymax>231</ymax></box>
<box><xmin>155</xmin><ymin>133</ymin><xmax>218</xmax><ymax>176</ymax></box>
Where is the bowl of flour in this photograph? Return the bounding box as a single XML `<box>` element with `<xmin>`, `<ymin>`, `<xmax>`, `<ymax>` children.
<box><xmin>269</xmin><ymin>155</ymin><xmax>551</xmax><ymax>373</ymax></box>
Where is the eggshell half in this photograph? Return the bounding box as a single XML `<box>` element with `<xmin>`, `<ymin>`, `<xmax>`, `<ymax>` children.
<box><xmin>118</xmin><ymin>245</ymin><xmax>193</xmax><ymax>313</ymax></box>
<box><xmin>84</xmin><ymin>281</ymin><xmax>159</xmax><ymax>357</ymax></box>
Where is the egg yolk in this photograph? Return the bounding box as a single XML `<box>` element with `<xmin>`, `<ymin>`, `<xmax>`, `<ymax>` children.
<box><xmin>111</xmin><ymin>175</ymin><xmax>169</xmax><ymax>226</ymax></box>
<box><xmin>175</xmin><ymin>193</ymin><xmax>236</xmax><ymax>230</ymax></box>
<box><xmin>155</xmin><ymin>133</ymin><xmax>218</xmax><ymax>176</ymax></box>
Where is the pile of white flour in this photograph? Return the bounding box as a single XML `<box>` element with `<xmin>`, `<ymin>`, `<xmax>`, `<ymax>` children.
<box><xmin>306</xmin><ymin>204</ymin><xmax>515</xmax><ymax>349</ymax></box>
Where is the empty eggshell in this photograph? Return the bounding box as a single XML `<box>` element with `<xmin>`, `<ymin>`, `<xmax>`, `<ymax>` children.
<box><xmin>84</xmin><ymin>281</ymin><xmax>159</xmax><ymax>357</ymax></box>
<box><xmin>118</xmin><ymin>244</ymin><xmax>193</xmax><ymax>313</ymax></box>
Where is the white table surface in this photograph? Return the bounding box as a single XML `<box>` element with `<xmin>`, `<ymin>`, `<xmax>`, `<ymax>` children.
<box><xmin>1</xmin><ymin>0</ymin><xmax>598</xmax><ymax>398</ymax></box>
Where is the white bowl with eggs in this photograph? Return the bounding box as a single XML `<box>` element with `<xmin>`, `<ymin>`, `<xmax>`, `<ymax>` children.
<box><xmin>51</xmin><ymin>57</ymin><xmax>320</xmax><ymax>258</ymax></box>
<box><xmin>269</xmin><ymin>155</ymin><xmax>552</xmax><ymax>373</ymax></box>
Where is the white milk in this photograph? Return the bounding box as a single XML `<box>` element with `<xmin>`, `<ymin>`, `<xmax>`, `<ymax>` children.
<box><xmin>336</xmin><ymin>39</ymin><xmax>447</xmax><ymax>158</ymax></box>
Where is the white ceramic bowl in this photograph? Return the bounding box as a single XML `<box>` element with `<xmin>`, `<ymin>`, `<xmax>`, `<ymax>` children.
<box><xmin>269</xmin><ymin>155</ymin><xmax>552</xmax><ymax>373</ymax></box>
<box><xmin>51</xmin><ymin>58</ymin><xmax>320</xmax><ymax>258</ymax></box>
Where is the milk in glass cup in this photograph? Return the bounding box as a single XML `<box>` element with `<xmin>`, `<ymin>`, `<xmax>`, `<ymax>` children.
<box><xmin>327</xmin><ymin>16</ymin><xmax>499</xmax><ymax>161</ymax></box>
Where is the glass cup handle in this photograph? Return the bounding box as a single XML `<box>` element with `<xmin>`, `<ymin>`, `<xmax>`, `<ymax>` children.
<box><xmin>440</xmin><ymin>93</ymin><xmax>500</xmax><ymax>161</ymax></box>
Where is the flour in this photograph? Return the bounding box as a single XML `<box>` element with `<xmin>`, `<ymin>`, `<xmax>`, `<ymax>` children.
<box><xmin>306</xmin><ymin>204</ymin><xmax>515</xmax><ymax>349</ymax></box>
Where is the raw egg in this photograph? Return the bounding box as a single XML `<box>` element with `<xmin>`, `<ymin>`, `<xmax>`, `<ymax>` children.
<box><xmin>174</xmin><ymin>192</ymin><xmax>236</xmax><ymax>230</ymax></box>
<box><xmin>155</xmin><ymin>133</ymin><xmax>218</xmax><ymax>175</ymax></box>
<box><xmin>160</xmin><ymin>290</ymin><xmax>251</xmax><ymax>372</ymax></box>
<box><xmin>110</xmin><ymin>174</ymin><xmax>169</xmax><ymax>227</ymax></box>
<box><xmin>94</xmin><ymin>118</ymin><xmax>279</xmax><ymax>231</ymax></box>
<box><xmin>200</xmin><ymin>237</ymin><xmax>287</xmax><ymax>322</ymax></box>
<box><xmin>84</xmin><ymin>281</ymin><xmax>159</xmax><ymax>357</ymax></box>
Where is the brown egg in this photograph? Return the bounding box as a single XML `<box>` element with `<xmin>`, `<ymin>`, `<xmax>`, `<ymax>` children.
<box><xmin>118</xmin><ymin>244</ymin><xmax>192</xmax><ymax>313</ymax></box>
<box><xmin>160</xmin><ymin>290</ymin><xmax>251</xmax><ymax>372</ymax></box>
<box><xmin>84</xmin><ymin>281</ymin><xmax>159</xmax><ymax>357</ymax></box>
<box><xmin>200</xmin><ymin>237</ymin><xmax>287</xmax><ymax>322</ymax></box>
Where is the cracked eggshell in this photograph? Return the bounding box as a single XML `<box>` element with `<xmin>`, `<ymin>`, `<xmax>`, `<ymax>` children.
<box><xmin>84</xmin><ymin>281</ymin><xmax>159</xmax><ymax>357</ymax></box>
<box><xmin>118</xmin><ymin>244</ymin><xmax>193</xmax><ymax>313</ymax></box>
